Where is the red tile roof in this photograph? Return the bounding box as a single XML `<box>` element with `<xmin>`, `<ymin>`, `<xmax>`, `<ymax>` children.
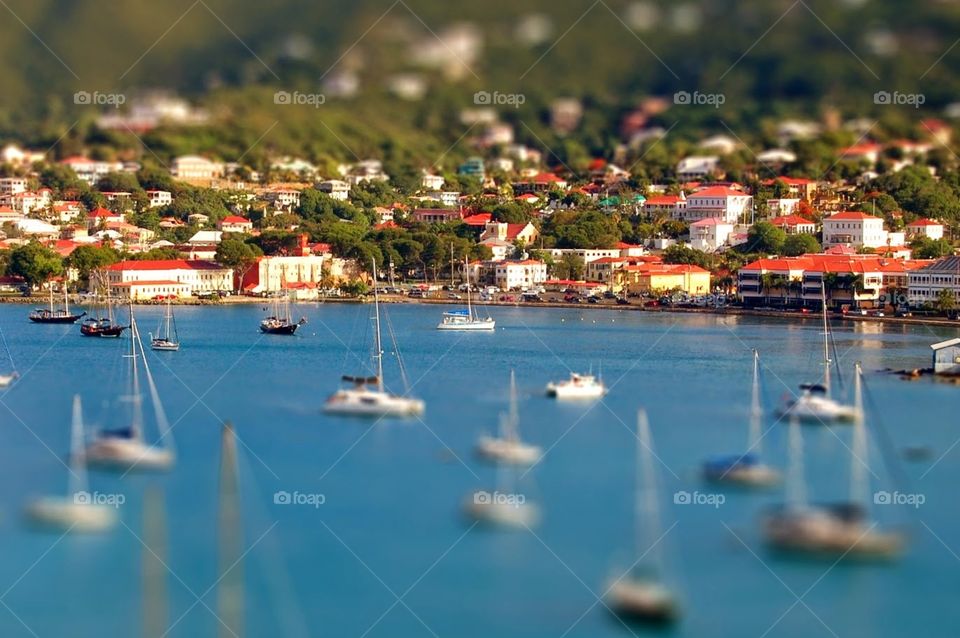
<box><xmin>769</xmin><ymin>215</ymin><xmax>815</xmax><ymax>226</ymax></box>
<box><xmin>105</xmin><ymin>259</ymin><xmax>224</xmax><ymax>271</ymax></box>
<box><xmin>907</xmin><ymin>218</ymin><xmax>942</xmax><ymax>227</ymax></box>
<box><xmin>826</xmin><ymin>211</ymin><xmax>880</xmax><ymax>221</ymax></box>
<box><xmin>688</xmin><ymin>186</ymin><xmax>748</xmax><ymax>198</ymax></box>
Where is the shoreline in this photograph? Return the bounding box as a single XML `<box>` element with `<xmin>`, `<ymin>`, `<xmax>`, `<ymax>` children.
<box><xmin>4</xmin><ymin>293</ymin><xmax>959</xmax><ymax>329</ymax></box>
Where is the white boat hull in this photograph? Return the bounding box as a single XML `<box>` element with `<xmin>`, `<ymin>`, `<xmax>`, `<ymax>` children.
<box><xmin>436</xmin><ymin>319</ymin><xmax>496</xmax><ymax>331</ymax></box>
<box><xmin>546</xmin><ymin>383</ymin><xmax>606</xmax><ymax>399</ymax></box>
<box><xmin>151</xmin><ymin>340</ymin><xmax>180</xmax><ymax>351</ymax></box>
<box><xmin>324</xmin><ymin>389</ymin><xmax>425</xmax><ymax>417</ymax></box>
<box><xmin>463</xmin><ymin>495</ymin><xmax>540</xmax><ymax>529</ymax></box>
<box><xmin>25</xmin><ymin>497</ymin><xmax>117</xmax><ymax>533</ymax></box>
<box><xmin>475</xmin><ymin>436</ymin><xmax>541</xmax><ymax>465</ymax></box>
<box><xmin>85</xmin><ymin>439</ymin><xmax>175</xmax><ymax>472</ymax></box>
<box><xmin>605</xmin><ymin>578</ymin><xmax>679</xmax><ymax>623</ymax></box>
<box><xmin>777</xmin><ymin>394</ymin><xmax>858</xmax><ymax>423</ymax></box>
<box><xmin>0</xmin><ymin>373</ymin><xmax>17</xmax><ymax>388</ymax></box>
<box><xmin>763</xmin><ymin>508</ymin><xmax>902</xmax><ymax>559</ymax></box>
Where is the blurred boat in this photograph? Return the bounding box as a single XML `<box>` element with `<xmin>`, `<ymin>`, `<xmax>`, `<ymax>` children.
<box><xmin>763</xmin><ymin>363</ymin><xmax>903</xmax><ymax>560</ymax></box>
<box><xmin>475</xmin><ymin>370</ymin><xmax>541</xmax><ymax>465</ymax></box>
<box><xmin>605</xmin><ymin>410</ymin><xmax>680</xmax><ymax>624</ymax></box>
<box><xmin>150</xmin><ymin>299</ymin><xmax>180</xmax><ymax>351</ymax></box>
<box><xmin>437</xmin><ymin>255</ymin><xmax>494</xmax><ymax>331</ymax></box>
<box><xmin>546</xmin><ymin>369</ymin><xmax>606</xmax><ymax>399</ymax></box>
<box><xmin>217</xmin><ymin>422</ymin><xmax>244</xmax><ymax>637</ymax></box>
<box><xmin>24</xmin><ymin>395</ymin><xmax>118</xmax><ymax>533</ymax></box>
<box><xmin>703</xmin><ymin>350</ymin><xmax>780</xmax><ymax>487</ymax></box>
<box><xmin>85</xmin><ymin>306</ymin><xmax>175</xmax><ymax>472</ymax></box>
<box><xmin>0</xmin><ymin>326</ymin><xmax>18</xmax><ymax>387</ymax></box>
<box><xmin>325</xmin><ymin>259</ymin><xmax>424</xmax><ymax>417</ymax></box>
<box><xmin>28</xmin><ymin>284</ymin><xmax>85</xmax><ymax>324</ymax></box>
<box><xmin>777</xmin><ymin>287</ymin><xmax>856</xmax><ymax>423</ymax></box>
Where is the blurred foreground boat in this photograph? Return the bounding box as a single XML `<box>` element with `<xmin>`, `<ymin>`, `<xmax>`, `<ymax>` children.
<box><xmin>703</xmin><ymin>350</ymin><xmax>780</xmax><ymax>487</ymax></box>
<box><xmin>546</xmin><ymin>369</ymin><xmax>606</xmax><ymax>399</ymax></box>
<box><xmin>475</xmin><ymin>370</ymin><xmax>541</xmax><ymax>465</ymax></box>
<box><xmin>763</xmin><ymin>363</ymin><xmax>903</xmax><ymax>560</ymax></box>
<box><xmin>605</xmin><ymin>410</ymin><xmax>680</xmax><ymax>624</ymax></box>
<box><xmin>25</xmin><ymin>395</ymin><xmax>117</xmax><ymax>533</ymax></box>
<box><xmin>0</xmin><ymin>327</ymin><xmax>18</xmax><ymax>387</ymax></box>
<box><xmin>85</xmin><ymin>306</ymin><xmax>175</xmax><ymax>472</ymax></box>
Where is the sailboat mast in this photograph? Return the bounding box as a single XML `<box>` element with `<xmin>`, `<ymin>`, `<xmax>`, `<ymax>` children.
<box><xmin>372</xmin><ymin>259</ymin><xmax>384</xmax><ymax>392</ymax></box>
<box><xmin>49</xmin><ymin>284</ymin><xmax>54</xmax><ymax>313</ymax></box>
<box><xmin>217</xmin><ymin>422</ymin><xmax>244</xmax><ymax>638</ymax></box>
<box><xmin>464</xmin><ymin>255</ymin><xmax>473</xmax><ymax>319</ymax></box>
<box><xmin>786</xmin><ymin>413</ymin><xmax>807</xmax><ymax>507</ymax></box>
<box><xmin>636</xmin><ymin>410</ymin><xmax>662</xmax><ymax>569</ymax></box>
<box><xmin>129</xmin><ymin>306</ymin><xmax>144</xmax><ymax>438</ymax></box>
<box><xmin>748</xmin><ymin>350</ymin><xmax>762</xmax><ymax>452</ymax></box>
<box><xmin>64</xmin><ymin>282</ymin><xmax>69</xmax><ymax>314</ymax></box>
<box><xmin>851</xmin><ymin>363</ymin><xmax>869</xmax><ymax>509</ymax></box>
<box><xmin>821</xmin><ymin>283</ymin><xmax>831</xmax><ymax>396</ymax></box>
<box><xmin>506</xmin><ymin>369</ymin><xmax>518</xmax><ymax>441</ymax></box>
<box><xmin>68</xmin><ymin>395</ymin><xmax>86</xmax><ymax>498</ymax></box>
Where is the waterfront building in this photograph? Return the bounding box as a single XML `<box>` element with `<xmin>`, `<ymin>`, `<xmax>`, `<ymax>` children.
<box><xmin>102</xmin><ymin>260</ymin><xmax>233</xmax><ymax>299</ymax></box>
<box><xmin>907</xmin><ymin>256</ymin><xmax>960</xmax><ymax>308</ymax></box>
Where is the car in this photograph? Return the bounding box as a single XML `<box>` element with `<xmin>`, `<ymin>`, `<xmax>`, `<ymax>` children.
<box><xmin>447</xmin><ymin>293</ymin><xmax>462</xmax><ymax>300</ymax></box>
<box><xmin>603</xmin><ymin>291</ymin><xmax>617</xmax><ymax>299</ymax></box>
<box><xmin>644</xmin><ymin>300</ymin><xmax>660</xmax><ymax>308</ymax></box>
<box><xmin>587</xmin><ymin>296</ymin><xmax>600</xmax><ymax>304</ymax></box>
<box><xmin>616</xmin><ymin>297</ymin><xmax>630</xmax><ymax>305</ymax></box>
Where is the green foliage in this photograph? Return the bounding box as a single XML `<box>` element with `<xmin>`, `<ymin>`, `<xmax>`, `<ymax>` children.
<box><xmin>782</xmin><ymin>233</ymin><xmax>821</xmax><ymax>256</ymax></box>
<box><xmin>129</xmin><ymin>247</ymin><xmax>181</xmax><ymax>261</ymax></box>
<box><xmin>8</xmin><ymin>241</ymin><xmax>64</xmax><ymax>287</ymax></box>
<box><xmin>662</xmin><ymin>244</ymin><xmax>713</xmax><ymax>269</ymax></box>
<box><xmin>742</xmin><ymin>221</ymin><xmax>787</xmax><ymax>255</ymax></box>
<box><xmin>553</xmin><ymin>253</ymin><xmax>585</xmax><ymax>280</ymax></box>
<box><xmin>66</xmin><ymin>245</ymin><xmax>121</xmax><ymax>285</ymax></box>
<box><xmin>546</xmin><ymin>210</ymin><xmax>621</xmax><ymax>249</ymax></box>
<box><xmin>216</xmin><ymin>237</ymin><xmax>264</xmax><ymax>286</ymax></box>
<box><xmin>910</xmin><ymin>236</ymin><xmax>954</xmax><ymax>259</ymax></box>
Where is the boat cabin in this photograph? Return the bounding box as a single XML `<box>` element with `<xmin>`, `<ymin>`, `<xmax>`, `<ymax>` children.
<box><xmin>931</xmin><ymin>338</ymin><xmax>960</xmax><ymax>375</ymax></box>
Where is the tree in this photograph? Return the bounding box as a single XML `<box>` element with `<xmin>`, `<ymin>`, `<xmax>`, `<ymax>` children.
<box><xmin>8</xmin><ymin>242</ymin><xmax>64</xmax><ymax>288</ymax></box>
<box><xmin>66</xmin><ymin>245</ymin><xmax>121</xmax><ymax>287</ymax></box>
<box><xmin>215</xmin><ymin>238</ymin><xmax>264</xmax><ymax>291</ymax></box>
<box><xmin>742</xmin><ymin>221</ymin><xmax>787</xmax><ymax>254</ymax></box>
<box><xmin>910</xmin><ymin>236</ymin><xmax>954</xmax><ymax>259</ymax></box>
<box><xmin>553</xmin><ymin>253</ymin><xmax>585</xmax><ymax>280</ymax></box>
<box><xmin>936</xmin><ymin>289</ymin><xmax>957</xmax><ymax>315</ymax></box>
<box><xmin>782</xmin><ymin>233</ymin><xmax>821</xmax><ymax>256</ymax></box>
<box><xmin>662</xmin><ymin>244</ymin><xmax>713</xmax><ymax>269</ymax></box>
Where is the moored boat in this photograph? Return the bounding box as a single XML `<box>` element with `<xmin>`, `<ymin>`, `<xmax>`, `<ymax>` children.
<box><xmin>546</xmin><ymin>370</ymin><xmax>606</xmax><ymax>399</ymax></box>
<box><xmin>28</xmin><ymin>284</ymin><xmax>85</xmax><ymax>324</ymax></box>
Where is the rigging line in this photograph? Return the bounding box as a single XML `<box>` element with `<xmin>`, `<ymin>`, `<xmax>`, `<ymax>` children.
<box><xmin>829</xmin><ymin>325</ymin><xmax>846</xmax><ymax>396</ymax></box>
<box><xmin>861</xmin><ymin>375</ymin><xmax>912</xmax><ymax>497</ymax></box>
<box><xmin>0</xmin><ymin>325</ymin><xmax>13</xmax><ymax>370</ymax></box>
<box><xmin>383</xmin><ymin>309</ymin><xmax>411</xmax><ymax>393</ymax></box>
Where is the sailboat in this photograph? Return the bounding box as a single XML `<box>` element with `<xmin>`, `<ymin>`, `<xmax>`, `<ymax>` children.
<box><xmin>150</xmin><ymin>299</ymin><xmax>180</xmax><ymax>351</ymax></box>
<box><xmin>437</xmin><ymin>257</ymin><xmax>495</xmax><ymax>331</ymax></box>
<box><xmin>324</xmin><ymin>259</ymin><xmax>425</xmax><ymax>417</ymax></box>
<box><xmin>605</xmin><ymin>409</ymin><xmax>680</xmax><ymax>624</ymax></box>
<box><xmin>702</xmin><ymin>350</ymin><xmax>780</xmax><ymax>487</ymax></box>
<box><xmin>260</xmin><ymin>292</ymin><xmax>306</xmax><ymax>335</ymax></box>
<box><xmin>81</xmin><ymin>288</ymin><xmax>126</xmax><ymax>337</ymax></box>
<box><xmin>85</xmin><ymin>306</ymin><xmax>176</xmax><ymax>472</ymax></box>
<box><xmin>475</xmin><ymin>370</ymin><xmax>541</xmax><ymax>465</ymax></box>
<box><xmin>762</xmin><ymin>363</ymin><xmax>903</xmax><ymax>560</ymax></box>
<box><xmin>0</xmin><ymin>326</ymin><xmax>18</xmax><ymax>387</ymax></box>
<box><xmin>777</xmin><ymin>286</ymin><xmax>857</xmax><ymax>423</ymax></box>
<box><xmin>28</xmin><ymin>282</ymin><xmax>85</xmax><ymax>324</ymax></box>
<box><xmin>24</xmin><ymin>395</ymin><xmax>118</xmax><ymax>533</ymax></box>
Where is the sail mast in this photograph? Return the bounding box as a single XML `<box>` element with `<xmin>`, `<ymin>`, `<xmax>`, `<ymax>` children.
<box><xmin>637</xmin><ymin>410</ymin><xmax>662</xmax><ymax>570</ymax></box>
<box><xmin>786</xmin><ymin>412</ymin><xmax>807</xmax><ymax>507</ymax></box>
<box><xmin>129</xmin><ymin>306</ymin><xmax>144</xmax><ymax>440</ymax></box>
<box><xmin>67</xmin><ymin>395</ymin><xmax>87</xmax><ymax>498</ymax></box>
<box><xmin>372</xmin><ymin>259</ymin><xmax>384</xmax><ymax>392</ymax></box>
<box><xmin>821</xmin><ymin>283</ymin><xmax>831</xmax><ymax>396</ymax></box>
<box><xmin>748</xmin><ymin>350</ymin><xmax>762</xmax><ymax>452</ymax></box>
<box><xmin>506</xmin><ymin>369</ymin><xmax>518</xmax><ymax>441</ymax></box>
<box><xmin>464</xmin><ymin>255</ymin><xmax>473</xmax><ymax>320</ymax></box>
<box><xmin>851</xmin><ymin>363</ymin><xmax>868</xmax><ymax>509</ymax></box>
<box><xmin>217</xmin><ymin>422</ymin><xmax>244</xmax><ymax>638</ymax></box>
<box><xmin>63</xmin><ymin>282</ymin><xmax>69</xmax><ymax>314</ymax></box>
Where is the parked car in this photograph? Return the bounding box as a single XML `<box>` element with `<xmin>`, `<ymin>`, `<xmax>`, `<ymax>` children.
<box><xmin>447</xmin><ymin>293</ymin><xmax>462</xmax><ymax>300</ymax></box>
<box><xmin>616</xmin><ymin>297</ymin><xmax>630</xmax><ymax>305</ymax></box>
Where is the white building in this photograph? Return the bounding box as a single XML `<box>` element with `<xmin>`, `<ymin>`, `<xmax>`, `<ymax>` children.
<box><xmin>493</xmin><ymin>259</ymin><xmax>547</xmax><ymax>291</ymax></box>
<box><xmin>421</xmin><ymin>173</ymin><xmax>445</xmax><ymax>190</ymax></box>
<box><xmin>822</xmin><ymin>211</ymin><xmax>888</xmax><ymax>249</ymax></box>
<box><xmin>907</xmin><ymin>256</ymin><xmax>960</xmax><ymax>307</ymax></box>
<box><xmin>237</xmin><ymin>255</ymin><xmax>328</xmax><ymax>293</ymax></box>
<box><xmin>170</xmin><ymin>155</ymin><xmax>225</xmax><ymax>185</ymax></box>
<box><xmin>60</xmin><ymin>156</ymin><xmax>125</xmax><ymax>185</ymax></box>
<box><xmin>682</xmin><ymin>187</ymin><xmax>753</xmax><ymax>223</ymax></box>
<box><xmin>146</xmin><ymin>189</ymin><xmax>173</xmax><ymax>208</ymax></box>
<box><xmin>317</xmin><ymin>179</ymin><xmax>350</xmax><ymax>201</ymax></box>
<box><xmin>0</xmin><ymin>177</ymin><xmax>27</xmax><ymax>199</ymax></box>
<box><xmin>689</xmin><ymin>218</ymin><xmax>735</xmax><ymax>251</ymax></box>
<box><xmin>263</xmin><ymin>188</ymin><xmax>301</xmax><ymax>210</ymax></box>
<box><xmin>906</xmin><ymin>218</ymin><xmax>945</xmax><ymax>241</ymax></box>
<box><xmin>766</xmin><ymin>198</ymin><xmax>799</xmax><ymax>217</ymax></box>
<box><xmin>424</xmin><ymin>191</ymin><xmax>461</xmax><ymax>207</ymax></box>
<box><xmin>676</xmin><ymin>156</ymin><xmax>720</xmax><ymax>180</ymax></box>
<box><xmin>102</xmin><ymin>259</ymin><xmax>233</xmax><ymax>299</ymax></box>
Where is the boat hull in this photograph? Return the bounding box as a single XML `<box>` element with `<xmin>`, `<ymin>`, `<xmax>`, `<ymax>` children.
<box><xmin>260</xmin><ymin>323</ymin><xmax>299</xmax><ymax>335</ymax></box>
<box><xmin>605</xmin><ymin>580</ymin><xmax>679</xmax><ymax>625</ymax></box>
<box><xmin>29</xmin><ymin>313</ymin><xmax>85</xmax><ymax>324</ymax></box>
<box><xmin>762</xmin><ymin>506</ymin><xmax>903</xmax><ymax>560</ymax></box>
<box><xmin>80</xmin><ymin>325</ymin><xmax>126</xmax><ymax>337</ymax></box>
<box><xmin>546</xmin><ymin>384</ymin><xmax>606</xmax><ymax>399</ymax></box>
<box><xmin>463</xmin><ymin>496</ymin><xmax>540</xmax><ymax>529</ymax></box>
<box><xmin>151</xmin><ymin>340</ymin><xmax>180</xmax><ymax>351</ymax></box>
<box><xmin>776</xmin><ymin>395</ymin><xmax>858</xmax><ymax>423</ymax></box>
<box><xmin>24</xmin><ymin>497</ymin><xmax>117</xmax><ymax>533</ymax></box>
<box><xmin>475</xmin><ymin>436</ymin><xmax>542</xmax><ymax>465</ymax></box>
<box><xmin>436</xmin><ymin>319</ymin><xmax>496</xmax><ymax>331</ymax></box>
<box><xmin>323</xmin><ymin>389</ymin><xmax>425</xmax><ymax>417</ymax></box>
<box><xmin>85</xmin><ymin>439</ymin><xmax>174</xmax><ymax>472</ymax></box>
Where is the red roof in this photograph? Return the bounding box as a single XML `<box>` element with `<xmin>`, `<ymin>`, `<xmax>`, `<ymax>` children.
<box><xmin>826</xmin><ymin>211</ymin><xmax>880</xmax><ymax>221</ymax></box>
<box><xmin>688</xmin><ymin>186</ymin><xmax>748</xmax><ymax>198</ymax></box>
<box><xmin>504</xmin><ymin>223</ymin><xmax>531</xmax><ymax>241</ymax></box>
<box><xmin>769</xmin><ymin>215</ymin><xmax>815</xmax><ymax>226</ymax></box>
<box><xmin>740</xmin><ymin>254</ymin><xmax>933</xmax><ymax>276</ymax></box>
<box><xmin>462</xmin><ymin>213</ymin><xmax>493</xmax><ymax>226</ymax></box>
<box><xmin>112</xmin><ymin>280</ymin><xmax>185</xmax><ymax>287</ymax></box>
<box><xmin>106</xmin><ymin>259</ymin><xmax>224</xmax><ymax>271</ymax></box>
<box><xmin>88</xmin><ymin>207</ymin><xmax>118</xmax><ymax>218</ymax></box>
<box><xmin>221</xmin><ymin>215</ymin><xmax>251</xmax><ymax>224</ymax></box>
<box><xmin>763</xmin><ymin>177</ymin><xmax>815</xmax><ymax>186</ymax></box>
<box><xmin>840</xmin><ymin>143</ymin><xmax>882</xmax><ymax>156</ymax></box>
<box><xmin>644</xmin><ymin>195</ymin><xmax>683</xmax><ymax>206</ymax></box>
<box><xmin>907</xmin><ymin>218</ymin><xmax>942</xmax><ymax>227</ymax></box>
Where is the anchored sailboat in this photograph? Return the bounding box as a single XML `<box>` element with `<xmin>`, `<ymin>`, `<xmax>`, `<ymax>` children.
<box><xmin>260</xmin><ymin>292</ymin><xmax>306</xmax><ymax>335</ymax></box>
<box><xmin>437</xmin><ymin>256</ymin><xmax>494</xmax><ymax>331</ymax></box>
<box><xmin>150</xmin><ymin>299</ymin><xmax>180</xmax><ymax>351</ymax></box>
<box><xmin>475</xmin><ymin>370</ymin><xmax>541</xmax><ymax>465</ymax></box>
<box><xmin>702</xmin><ymin>350</ymin><xmax>780</xmax><ymax>487</ymax></box>
<box><xmin>28</xmin><ymin>282</ymin><xmax>85</xmax><ymax>324</ymax></box>
<box><xmin>763</xmin><ymin>363</ymin><xmax>903</xmax><ymax>560</ymax></box>
<box><xmin>605</xmin><ymin>409</ymin><xmax>680</xmax><ymax>624</ymax></box>
<box><xmin>81</xmin><ymin>287</ymin><xmax>126</xmax><ymax>337</ymax></box>
<box><xmin>777</xmin><ymin>287</ymin><xmax>856</xmax><ymax>423</ymax></box>
<box><xmin>85</xmin><ymin>306</ymin><xmax>176</xmax><ymax>472</ymax></box>
<box><xmin>324</xmin><ymin>259</ymin><xmax>425</xmax><ymax>417</ymax></box>
<box><xmin>25</xmin><ymin>395</ymin><xmax>118</xmax><ymax>533</ymax></box>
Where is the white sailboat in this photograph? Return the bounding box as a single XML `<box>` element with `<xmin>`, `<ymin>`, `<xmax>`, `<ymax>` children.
<box><xmin>437</xmin><ymin>256</ymin><xmax>495</xmax><ymax>331</ymax></box>
<box><xmin>150</xmin><ymin>299</ymin><xmax>180</xmax><ymax>351</ymax></box>
<box><xmin>25</xmin><ymin>395</ymin><xmax>118</xmax><ymax>533</ymax></box>
<box><xmin>605</xmin><ymin>409</ymin><xmax>680</xmax><ymax>624</ymax></box>
<box><xmin>546</xmin><ymin>367</ymin><xmax>606</xmax><ymax>399</ymax></box>
<box><xmin>464</xmin><ymin>460</ymin><xmax>541</xmax><ymax>529</ymax></box>
<box><xmin>475</xmin><ymin>370</ymin><xmax>541</xmax><ymax>465</ymax></box>
<box><xmin>85</xmin><ymin>306</ymin><xmax>176</xmax><ymax>471</ymax></box>
<box><xmin>324</xmin><ymin>259</ymin><xmax>425</xmax><ymax>417</ymax></box>
<box><xmin>0</xmin><ymin>326</ymin><xmax>18</xmax><ymax>387</ymax></box>
<box><xmin>702</xmin><ymin>350</ymin><xmax>780</xmax><ymax>487</ymax></box>
<box><xmin>777</xmin><ymin>287</ymin><xmax>857</xmax><ymax>423</ymax></box>
<box><xmin>763</xmin><ymin>363</ymin><xmax>903</xmax><ymax>560</ymax></box>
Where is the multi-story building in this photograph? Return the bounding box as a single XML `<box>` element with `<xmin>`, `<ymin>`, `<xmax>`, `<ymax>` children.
<box><xmin>217</xmin><ymin>216</ymin><xmax>254</xmax><ymax>234</ymax></box>
<box><xmin>906</xmin><ymin>218</ymin><xmax>945</xmax><ymax>241</ymax></box>
<box><xmin>145</xmin><ymin>189</ymin><xmax>173</xmax><ymax>208</ymax></box>
<box><xmin>907</xmin><ymin>256</ymin><xmax>960</xmax><ymax>307</ymax></box>
<box><xmin>493</xmin><ymin>259</ymin><xmax>547</xmax><ymax>290</ymax></box>
<box><xmin>170</xmin><ymin>155</ymin><xmax>225</xmax><ymax>185</ymax></box>
<box><xmin>681</xmin><ymin>187</ymin><xmax>753</xmax><ymax>223</ymax></box>
<box><xmin>617</xmin><ymin>263</ymin><xmax>711</xmax><ymax>296</ymax></box>
<box><xmin>237</xmin><ymin>254</ymin><xmax>329</xmax><ymax>294</ymax></box>
<box><xmin>642</xmin><ymin>194</ymin><xmax>686</xmax><ymax>219</ymax></box>
<box><xmin>822</xmin><ymin>211</ymin><xmax>888</xmax><ymax>249</ymax></box>
<box><xmin>689</xmin><ymin>218</ymin><xmax>735</xmax><ymax>251</ymax></box>
<box><xmin>316</xmin><ymin>179</ymin><xmax>350</xmax><ymax>201</ymax></box>
<box><xmin>59</xmin><ymin>156</ymin><xmax>125</xmax><ymax>185</ymax></box>
<box><xmin>102</xmin><ymin>259</ymin><xmax>233</xmax><ymax>299</ymax></box>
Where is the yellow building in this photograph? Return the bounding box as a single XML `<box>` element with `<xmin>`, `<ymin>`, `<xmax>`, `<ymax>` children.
<box><xmin>617</xmin><ymin>264</ymin><xmax>711</xmax><ymax>296</ymax></box>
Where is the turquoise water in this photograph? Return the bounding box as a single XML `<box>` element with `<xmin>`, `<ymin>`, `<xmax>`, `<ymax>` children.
<box><xmin>0</xmin><ymin>302</ymin><xmax>957</xmax><ymax>637</ymax></box>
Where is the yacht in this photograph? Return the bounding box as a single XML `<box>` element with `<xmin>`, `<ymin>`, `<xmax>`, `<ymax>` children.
<box><xmin>150</xmin><ymin>299</ymin><xmax>180</xmax><ymax>351</ymax></box>
<box><xmin>437</xmin><ymin>256</ymin><xmax>495</xmax><ymax>331</ymax></box>
<box><xmin>546</xmin><ymin>370</ymin><xmax>606</xmax><ymax>399</ymax></box>
<box><xmin>260</xmin><ymin>293</ymin><xmax>306</xmax><ymax>335</ymax></box>
<box><xmin>325</xmin><ymin>259</ymin><xmax>425</xmax><ymax>418</ymax></box>
<box><xmin>475</xmin><ymin>370</ymin><xmax>541</xmax><ymax>465</ymax></box>
<box><xmin>28</xmin><ymin>284</ymin><xmax>85</xmax><ymax>324</ymax></box>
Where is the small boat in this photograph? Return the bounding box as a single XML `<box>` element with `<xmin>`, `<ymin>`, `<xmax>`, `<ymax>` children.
<box><xmin>28</xmin><ymin>284</ymin><xmax>85</xmax><ymax>324</ymax></box>
<box><xmin>546</xmin><ymin>369</ymin><xmax>606</xmax><ymax>399</ymax></box>
<box><xmin>0</xmin><ymin>326</ymin><xmax>18</xmax><ymax>388</ymax></box>
<box><xmin>762</xmin><ymin>363</ymin><xmax>903</xmax><ymax>560</ymax></box>
<box><xmin>150</xmin><ymin>299</ymin><xmax>180</xmax><ymax>351</ymax></box>
<box><xmin>325</xmin><ymin>259</ymin><xmax>425</xmax><ymax>418</ymax></box>
<box><xmin>437</xmin><ymin>255</ymin><xmax>495</xmax><ymax>331</ymax></box>
<box><xmin>702</xmin><ymin>350</ymin><xmax>781</xmax><ymax>487</ymax></box>
<box><xmin>475</xmin><ymin>370</ymin><xmax>541</xmax><ymax>465</ymax></box>
<box><xmin>24</xmin><ymin>395</ymin><xmax>118</xmax><ymax>533</ymax></box>
<box><xmin>260</xmin><ymin>293</ymin><xmax>306</xmax><ymax>335</ymax></box>
<box><xmin>777</xmin><ymin>287</ymin><xmax>857</xmax><ymax>423</ymax></box>
<box><xmin>80</xmin><ymin>290</ymin><xmax>126</xmax><ymax>337</ymax></box>
<box><xmin>605</xmin><ymin>410</ymin><xmax>680</xmax><ymax>624</ymax></box>
<box><xmin>463</xmin><ymin>487</ymin><xmax>541</xmax><ymax>529</ymax></box>
<box><xmin>85</xmin><ymin>306</ymin><xmax>175</xmax><ymax>472</ymax></box>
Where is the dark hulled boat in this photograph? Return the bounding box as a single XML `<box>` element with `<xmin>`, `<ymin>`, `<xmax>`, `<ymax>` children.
<box><xmin>259</xmin><ymin>294</ymin><xmax>306</xmax><ymax>335</ymax></box>
<box><xmin>29</xmin><ymin>286</ymin><xmax>85</xmax><ymax>324</ymax></box>
<box><xmin>80</xmin><ymin>317</ymin><xmax>126</xmax><ymax>337</ymax></box>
